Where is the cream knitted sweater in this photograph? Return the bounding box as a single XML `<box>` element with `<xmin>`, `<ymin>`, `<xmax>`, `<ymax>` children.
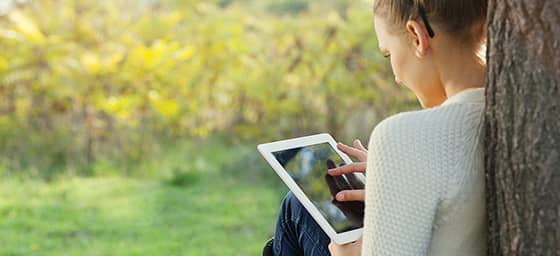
<box><xmin>361</xmin><ymin>88</ymin><xmax>487</xmax><ymax>256</ymax></box>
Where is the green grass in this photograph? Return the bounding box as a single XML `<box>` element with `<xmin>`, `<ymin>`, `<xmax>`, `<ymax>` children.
<box><xmin>0</xmin><ymin>139</ymin><xmax>288</xmax><ymax>255</ymax></box>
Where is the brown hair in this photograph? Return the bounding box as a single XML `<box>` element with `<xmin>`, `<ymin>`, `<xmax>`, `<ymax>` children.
<box><xmin>373</xmin><ymin>0</ymin><xmax>488</xmax><ymax>44</ymax></box>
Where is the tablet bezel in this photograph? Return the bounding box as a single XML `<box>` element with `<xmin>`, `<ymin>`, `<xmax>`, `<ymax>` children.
<box><xmin>258</xmin><ymin>133</ymin><xmax>363</xmax><ymax>244</ymax></box>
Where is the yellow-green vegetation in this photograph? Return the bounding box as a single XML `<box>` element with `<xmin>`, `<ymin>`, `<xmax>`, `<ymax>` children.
<box><xmin>0</xmin><ymin>0</ymin><xmax>416</xmax><ymax>178</ymax></box>
<box><xmin>0</xmin><ymin>0</ymin><xmax>418</xmax><ymax>254</ymax></box>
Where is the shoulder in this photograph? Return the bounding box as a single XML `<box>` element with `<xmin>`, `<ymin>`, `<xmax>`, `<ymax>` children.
<box><xmin>367</xmin><ymin>104</ymin><xmax>484</xmax><ymax>166</ymax></box>
<box><xmin>370</xmin><ymin>106</ymin><xmax>452</xmax><ymax>141</ymax></box>
<box><xmin>370</xmin><ymin>104</ymin><xmax>482</xmax><ymax>143</ymax></box>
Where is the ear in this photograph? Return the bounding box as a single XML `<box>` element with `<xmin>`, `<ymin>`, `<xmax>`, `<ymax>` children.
<box><xmin>405</xmin><ymin>20</ymin><xmax>431</xmax><ymax>58</ymax></box>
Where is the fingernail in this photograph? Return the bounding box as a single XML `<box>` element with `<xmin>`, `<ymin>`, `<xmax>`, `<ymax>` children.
<box><xmin>336</xmin><ymin>193</ymin><xmax>344</xmax><ymax>200</ymax></box>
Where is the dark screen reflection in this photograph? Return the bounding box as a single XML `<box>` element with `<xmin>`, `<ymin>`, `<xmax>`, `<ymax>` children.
<box><xmin>273</xmin><ymin>143</ymin><xmax>364</xmax><ymax>233</ymax></box>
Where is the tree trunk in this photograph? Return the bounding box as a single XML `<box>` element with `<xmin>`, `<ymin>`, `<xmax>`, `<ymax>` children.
<box><xmin>485</xmin><ymin>1</ymin><xmax>560</xmax><ymax>255</ymax></box>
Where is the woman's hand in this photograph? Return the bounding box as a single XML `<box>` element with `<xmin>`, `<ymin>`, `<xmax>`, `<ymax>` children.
<box><xmin>338</xmin><ymin>139</ymin><xmax>368</xmax><ymax>162</ymax></box>
<box><xmin>329</xmin><ymin>239</ymin><xmax>362</xmax><ymax>256</ymax></box>
<box><xmin>328</xmin><ymin>139</ymin><xmax>368</xmax><ymax>202</ymax></box>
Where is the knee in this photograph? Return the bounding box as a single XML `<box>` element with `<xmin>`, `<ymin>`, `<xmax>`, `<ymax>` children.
<box><xmin>283</xmin><ymin>192</ymin><xmax>301</xmax><ymax>209</ymax></box>
<box><xmin>284</xmin><ymin>192</ymin><xmax>299</xmax><ymax>206</ymax></box>
<box><xmin>280</xmin><ymin>192</ymin><xmax>304</xmax><ymax>221</ymax></box>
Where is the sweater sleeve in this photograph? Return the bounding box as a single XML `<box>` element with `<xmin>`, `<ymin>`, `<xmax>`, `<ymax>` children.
<box><xmin>361</xmin><ymin>115</ymin><xmax>446</xmax><ymax>256</ymax></box>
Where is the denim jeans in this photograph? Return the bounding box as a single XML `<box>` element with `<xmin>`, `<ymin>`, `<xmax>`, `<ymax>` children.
<box><xmin>273</xmin><ymin>192</ymin><xmax>331</xmax><ymax>256</ymax></box>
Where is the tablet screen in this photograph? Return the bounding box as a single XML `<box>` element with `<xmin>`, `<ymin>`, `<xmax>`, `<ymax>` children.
<box><xmin>272</xmin><ymin>142</ymin><xmax>364</xmax><ymax>233</ymax></box>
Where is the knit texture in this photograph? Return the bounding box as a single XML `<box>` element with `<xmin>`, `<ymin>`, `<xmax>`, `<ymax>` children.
<box><xmin>361</xmin><ymin>88</ymin><xmax>487</xmax><ymax>256</ymax></box>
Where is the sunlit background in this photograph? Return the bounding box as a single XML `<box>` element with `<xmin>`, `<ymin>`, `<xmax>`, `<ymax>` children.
<box><xmin>0</xmin><ymin>0</ymin><xmax>417</xmax><ymax>255</ymax></box>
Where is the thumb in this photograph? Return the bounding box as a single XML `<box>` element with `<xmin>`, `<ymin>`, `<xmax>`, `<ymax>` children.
<box><xmin>336</xmin><ymin>189</ymin><xmax>365</xmax><ymax>202</ymax></box>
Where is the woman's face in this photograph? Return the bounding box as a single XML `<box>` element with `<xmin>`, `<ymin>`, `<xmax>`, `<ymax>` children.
<box><xmin>373</xmin><ymin>16</ymin><xmax>444</xmax><ymax>108</ymax></box>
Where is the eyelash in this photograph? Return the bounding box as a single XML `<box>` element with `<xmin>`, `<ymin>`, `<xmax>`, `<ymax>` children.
<box><xmin>383</xmin><ymin>53</ymin><xmax>391</xmax><ymax>58</ymax></box>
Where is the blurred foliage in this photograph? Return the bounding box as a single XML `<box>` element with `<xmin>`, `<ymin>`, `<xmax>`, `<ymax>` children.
<box><xmin>0</xmin><ymin>0</ymin><xmax>417</xmax><ymax>178</ymax></box>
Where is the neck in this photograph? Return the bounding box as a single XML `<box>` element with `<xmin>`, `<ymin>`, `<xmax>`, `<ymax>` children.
<box><xmin>436</xmin><ymin>43</ymin><xmax>486</xmax><ymax>98</ymax></box>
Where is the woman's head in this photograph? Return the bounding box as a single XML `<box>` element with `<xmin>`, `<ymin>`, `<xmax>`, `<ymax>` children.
<box><xmin>373</xmin><ymin>0</ymin><xmax>488</xmax><ymax>108</ymax></box>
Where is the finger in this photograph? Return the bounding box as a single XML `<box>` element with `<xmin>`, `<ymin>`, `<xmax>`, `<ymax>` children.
<box><xmin>337</xmin><ymin>143</ymin><xmax>366</xmax><ymax>158</ymax></box>
<box><xmin>345</xmin><ymin>173</ymin><xmax>365</xmax><ymax>190</ymax></box>
<box><xmin>326</xmin><ymin>159</ymin><xmax>337</xmax><ymax>169</ymax></box>
<box><xmin>351</xmin><ymin>238</ymin><xmax>363</xmax><ymax>247</ymax></box>
<box><xmin>328</xmin><ymin>241</ymin><xmax>335</xmax><ymax>253</ymax></box>
<box><xmin>325</xmin><ymin>174</ymin><xmax>339</xmax><ymax>197</ymax></box>
<box><xmin>338</xmin><ymin>142</ymin><xmax>366</xmax><ymax>155</ymax></box>
<box><xmin>336</xmin><ymin>189</ymin><xmax>365</xmax><ymax>202</ymax></box>
<box><xmin>333</xmin><ymin>175</ymin><xmax>352</xmax><ymax>191</ymax></box>
<box><xmin>328</xmin><ymin>162</ymin><xmax>366</xmax><ymax>175</ymax></box>
<box><xmin>353</xmin><ymin>139</ymin><xmax>367</xmax><ymax>151</ymax></box>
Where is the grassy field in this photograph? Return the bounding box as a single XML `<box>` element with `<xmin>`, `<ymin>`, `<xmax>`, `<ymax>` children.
<box><xmin>0</xmin><ymin>139</ymin><xmax>288</xmax><ymax>255</ymax></box>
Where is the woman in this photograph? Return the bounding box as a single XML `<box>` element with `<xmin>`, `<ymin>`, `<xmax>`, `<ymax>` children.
<box><xmin>270</xmin><ymin>0</ymin><xmax>488</xmax><ymax>255</ymax></box>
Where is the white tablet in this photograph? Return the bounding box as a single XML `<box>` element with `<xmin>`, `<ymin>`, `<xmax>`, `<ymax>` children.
<box><xmin>258</xmin><ymin>133</ymin><xmax>365</xmax><ymax>244</ymax></box>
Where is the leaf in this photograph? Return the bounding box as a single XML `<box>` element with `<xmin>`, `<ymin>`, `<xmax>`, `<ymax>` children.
<box><xmin>174</xmin><ymin>45</ymin><xmax>196</xmax><ymax>61</ymax></box>
<box><xmin>0</xmin><ymin>56</ymin><xmax>8</xmax><ymax>72</ymax></box>
<box><xmin>152</xmin><ymin>98</ymin><xmax>179</xmax><ymax>119</ymax></box>
<box><xmin>0</xmin><ymin>28</ymin><xmax>23</xmax><ymax>41</ymax></box>
<box><xmin>8</xmin><ymin>10</ymin><xmax>46</xmax><ymax>44</ymax></box>
<box><xmin>80</xmin><ymin>52</ymin><xmax>102</xmax><ymax>75</ymax></box>
<box><xmin>128</xmin><ymin>45</ymin><xmax>159</xmax><ymax>70</ymax></box>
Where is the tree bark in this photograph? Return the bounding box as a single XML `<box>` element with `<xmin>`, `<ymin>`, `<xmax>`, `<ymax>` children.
<box><xmin>485</xmin><ymin>1</ymin><xmax>560</xmax><ymax>255</ymax></box>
